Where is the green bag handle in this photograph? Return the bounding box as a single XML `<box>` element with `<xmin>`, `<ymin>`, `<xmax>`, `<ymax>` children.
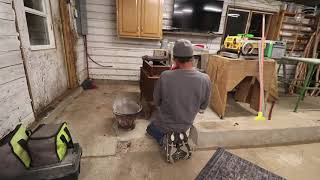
<box><xmin>10</xmin><ymin>125</ymin><xmax>31</xmax><ymax>168</ymax></box>
<box><xmin>63</xmin><ymin>127</ymin><xmax>73</xmax><ymax>146</ymax></box>
<box><xmin>56</xmin><ymin>123</ymin><xmax>74</xmax><ymax>161</ymax></box>
<box><xmin>60</xmin><ymin>134</ymin><xmax>74</xmax><ymax>149</ymax></box>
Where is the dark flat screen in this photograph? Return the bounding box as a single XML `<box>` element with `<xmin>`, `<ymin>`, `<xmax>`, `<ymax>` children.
<box><xmin>172</xmin><ymin>0</ymin><xmax>224</xmax><ymax>32</ymax></box>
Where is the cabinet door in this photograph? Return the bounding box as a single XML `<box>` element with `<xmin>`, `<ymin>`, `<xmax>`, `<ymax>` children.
<box><xmin>117</xmin><ymin>0</ymin><xmax>140</xmax><ymax>37</ymax></box>
<box><xmin>140</xmin><ymin>0</ymin><xmax>163</xmax><ymax>39</ymax></box>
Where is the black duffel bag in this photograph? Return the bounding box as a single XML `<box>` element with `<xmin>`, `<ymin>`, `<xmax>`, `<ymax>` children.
<box><xmin>0</xmin><ymin>124</ymin><xmax>31</xmax><ymax>179</ymax></box>
<box><xmin>27</xmin><ymin>122</ymin><xmax>74</xmax><ymax>167</ymax></box>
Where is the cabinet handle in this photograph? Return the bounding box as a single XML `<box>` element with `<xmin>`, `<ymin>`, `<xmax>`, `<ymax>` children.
<box><xmin>138</xmin><ymin>26</ymin><xmax>140</xmax><ymax>32</ymax></box>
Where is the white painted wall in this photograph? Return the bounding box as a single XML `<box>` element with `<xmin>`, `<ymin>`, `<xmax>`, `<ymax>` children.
<box><xmin>14</xmin><ymin>0</ymin><xmax>69</xmax><ymax>114</ymax></box>
<box><xmin>76</xmin><ymin>36</ymin><xmax>87</xmax><ymax>84</ymax></box>
<box><xmin>86</xmin><ymin>0</ymin><xmax>282</xmax><ymax>81</ymax></box>
<box><xmin>0</xmin><ymin>0</ymin><xmax>35</xmax><ymax>138</ymax></box>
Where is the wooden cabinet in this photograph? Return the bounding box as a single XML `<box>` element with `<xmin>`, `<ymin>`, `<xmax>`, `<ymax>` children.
<box><xmin>117</xmin><ymin>0</ymin><xmax>163</xmax><ymax>39</ymax></box>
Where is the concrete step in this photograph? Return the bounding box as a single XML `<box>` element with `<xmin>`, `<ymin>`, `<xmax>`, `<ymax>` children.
<box><xmin>190</xmin><ymin>117</ymin><xmax>320</xmax><ymax>149</ymax></box>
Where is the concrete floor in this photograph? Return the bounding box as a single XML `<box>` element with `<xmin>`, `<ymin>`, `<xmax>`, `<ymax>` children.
<box><xmin>48</xmin><ymin>82</ymin><xmax>320</xmax><ymax>180</ymax></box>
<box><xmin>80</xmin><ymin>143</ymin><xmax>320</xmax><ymax>180</ymax></box>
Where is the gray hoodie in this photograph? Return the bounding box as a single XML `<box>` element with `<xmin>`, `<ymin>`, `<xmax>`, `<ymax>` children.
<box><xmin>151</xmin><ymin>69</ymin><xmax>211</xmax><ymax>132</ymax></box>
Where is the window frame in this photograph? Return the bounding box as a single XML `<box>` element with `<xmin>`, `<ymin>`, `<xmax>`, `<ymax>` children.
<box><xmin>221</xmin><ymin>6</ymin><xmax>275</xmax><ymax>45</ymax></box>
<box><xmin>23</xmin><ymin>0</ymin><xmax>55</xmax><ymax>50</ymax></box>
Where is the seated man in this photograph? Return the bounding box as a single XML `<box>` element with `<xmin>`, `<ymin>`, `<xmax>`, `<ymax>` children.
<box><xmin>146</xmin><ymin>39</ymin><xmax>211</xmax><ymax>163</ymax></box>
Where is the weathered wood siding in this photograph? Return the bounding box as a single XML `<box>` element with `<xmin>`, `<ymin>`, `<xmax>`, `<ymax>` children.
<box><xmin>0</xmin><ymin>0</ymin><xmax>34</xmax><ymax>138</ymax></box>
<box><xmin>86</xmin><ymin>0</ymin><xmax>281</xmax><ymax>81</ymax></box>
<box><xmin>14</xmin><ymin>0</ymin><xmax>69</xmax><ymax>114</ymax></box>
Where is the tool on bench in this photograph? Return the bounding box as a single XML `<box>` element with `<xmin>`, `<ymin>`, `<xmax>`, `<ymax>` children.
<box><xmin>221</xmin><ymin>34</ymin><xmax>267</xmax><ymax>59</ymax></box>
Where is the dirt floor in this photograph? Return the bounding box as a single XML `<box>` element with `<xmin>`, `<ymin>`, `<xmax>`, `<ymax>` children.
<box><xmin>48</xmin><ymin>82</ymin><xmax>320</xmax><ymax>180</ymax></box>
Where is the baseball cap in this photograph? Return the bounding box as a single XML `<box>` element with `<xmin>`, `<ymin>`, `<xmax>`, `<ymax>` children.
<box><xmin>173</xmin><ymin>39</ymin><xmax>193</xmax><ymax>57</ymax></box>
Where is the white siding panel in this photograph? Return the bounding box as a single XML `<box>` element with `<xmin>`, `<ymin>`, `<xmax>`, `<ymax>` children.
<box><xmin>87</xmin><ymin>19</ymin><xmax>116</xmax><ymax>29</ymax></box>
<box><xmin>0</xmin><ymin>50</ymin><xmax>22</xmax><ymax>68</ymax></box>
<box><xmin>87</xmin><ymin>27</ymin><xmax>117</xmax><ymax>36</ymax></box>
<box><xmin>0</xmin><ymin>0</ymin><xmax>11</xmax><ymax>4</ymax></box>
<box><xmin>0</xmin><ymin>36</ymin><xmax>20</xmax><ymax>52</ymax></box>
<box><xmin>90</xmin><ymin>68</ymin><xmax>139</xmax><ymax>76</ymax></box>
<box><xmin>86</xmin><ymin>4</ymin><xmax>115</xmax><ymax>13</ymax></box>
<box><xmin>0</xmin><ymin>0</ymin><xmax>35</xmax><ymax>138</ymax></box>
<box><xmin>76</xmin><ymin>37</ymin><xmax>87</xmax><ymax>84</ymax></box>
<box><xmin>0</xmin><ymin>88</ymin><xmax>33</xmax><ymax>136</ymax></box>
<box><xmin>88</xmin><ymin>47</ymin><xmax>153</xmax><ymax>57</ymax></box>
<box><xmin>89</xmin><ymin>62</ymin><xmax>141</xmax><ymax>70</ymax></box>
<box><xmin>87</xmin><ymin>12</ymin><xmax>116</xmax><ymax>21</ymax></box>
<box><xmin>0</xmin><ymin>64</ymin><xmax>25</xmax><ymax>85</ymax></box>
<box><xmin>87</xmin><ymin>55</ymin><xmax>142</xmax><ymax>64</ymax></box>
<box><xmin>0</xmin><ymin>78</ymin><xmax>28</xmax><ymax>100</ymax></box>
<box><xmin>91</xmin><ymin>74</ymin><xmax>139</xmax><ymax>81</ymax></box>
<box><xmin>0</xmin><ymin>19</ymin><xmax>17</xmax><ymax>35</ymax></box>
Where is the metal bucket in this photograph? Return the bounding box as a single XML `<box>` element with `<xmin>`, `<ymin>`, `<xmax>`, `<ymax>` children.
<box><xmin>112</xmin><ymin>99</ymin><xmax>142</xmax><ymax>130</ymax></box>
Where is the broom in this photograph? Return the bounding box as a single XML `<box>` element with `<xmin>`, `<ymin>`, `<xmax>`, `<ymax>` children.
<box><xmin>255</xmin><ymin>14</ymin><xmax>266</xmax><ymax>121</ymax></box>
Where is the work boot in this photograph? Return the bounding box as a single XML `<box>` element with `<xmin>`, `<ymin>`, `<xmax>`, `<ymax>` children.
<box><xmin>178</xmin><ymin>132</ymin><xmax>192</xmax><ymax>160</ymax></box>
<box><xmin>162</xmin><ymin>132</ymin><xmax>192</xmax><ymax>163</ymax></box>
<box><xmin>161</xmin><ymin>132</ymin><xmax>176</xmax><ymax>164</ymax></box>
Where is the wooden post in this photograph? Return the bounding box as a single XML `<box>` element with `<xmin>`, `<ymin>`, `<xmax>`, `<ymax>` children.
<box><xmin>59</xmin><ymin>0</ymin><xmax>78</xmax><ymax>89</ymax></box>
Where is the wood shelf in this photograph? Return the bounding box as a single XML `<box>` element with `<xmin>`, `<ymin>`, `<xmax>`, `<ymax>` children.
<box><xmin>280</xmin><ymin>34</ymin><xmax>310</xmax><ymax>39</ymax></box>
<box><xmin>286</xmin><ymin>48</ymin><xmax>305</xmax><ymax>52</ymax></box>
<box><xmin>282</xmin><ymin>21</ymin><xmax>314</xmax><ymax>27</ymax></box>
<box><xmin>284</xmin><ymin>12</ymin><xmax>316</xmax><ymax>19</ymax></box>
<box><xmin>281</xmin><ymin>28</ymin><xmax>313</xmax><ymax>34</ymax></box>
<box><xmin>286</xmin><ymin>41</ymin><xmax>308</xmax><ymax>45</ymax></box>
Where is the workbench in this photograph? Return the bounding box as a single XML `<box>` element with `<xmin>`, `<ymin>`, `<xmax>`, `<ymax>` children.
<box><xmin>277</xmin><ymin>57</ymin><xmax>320</xmax><ymax>112</ymax></box>
<box><xmin>206</xmin><ymin>55</ymin><xmax>278</xmax><ymax>118</ymax></box>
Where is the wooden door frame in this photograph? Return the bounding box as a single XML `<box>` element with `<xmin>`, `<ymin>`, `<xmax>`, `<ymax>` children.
<box><xmin>59</xmin><ymin>0</ymin><xmax>78</xmax><ymax>89</ymax></box>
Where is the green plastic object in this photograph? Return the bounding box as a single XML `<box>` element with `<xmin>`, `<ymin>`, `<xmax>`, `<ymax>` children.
<box><xmin>237</xmin><ymin>34</ymin><xmax>254</xmax><ymax>38</ymax></box>
<box><xmin>10</xmin><ymin>125</ymin><xmax>31</xmax><ymax>168</ymax></box>
<box><xmin>56</xmin><ymin>123</ymin><xmax>73</xmax><ymax>161</ymax></box>
<box><xmin>265</xmin><ymin>42</ymin><xmax>273</xmax><ymax>58</ymax></box>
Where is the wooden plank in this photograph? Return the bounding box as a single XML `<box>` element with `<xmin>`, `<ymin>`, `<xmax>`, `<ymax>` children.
<box><xmin>0</xmin><ymin>50</ymin><xmax>22</xmax><ymax>68</ymax></box>
<box><xmin>0</xmin><ymin>19</ymin><xmax>17</xmax><ymax>35</ymax></box>
<box><xmin>59</xmin><ymin>0</ymin><xmax>78</xmax><ymax>88</ymax></box>
<box><xmin>0</xmin><ymin>36</ymin><xmax>20</xmax><ymax>52</ymax></box>
<box><xmin>0</xmin><ymin>64</ymin><xmax>25</xmax><ymax>85</ymax></box>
